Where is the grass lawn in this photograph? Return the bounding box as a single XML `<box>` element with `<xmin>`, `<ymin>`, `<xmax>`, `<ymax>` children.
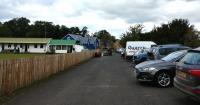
<box><xmin>0</xmin><ymin>53</ymin><xmax>45</xmax><ymax>60</ymax></box>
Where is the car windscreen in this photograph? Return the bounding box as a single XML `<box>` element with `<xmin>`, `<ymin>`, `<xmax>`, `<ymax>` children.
<box><xmin>180</xmin><ymin>52</ymin><xmax>200</xmax><ymax>65</ymax></box>
<box><xmin>161</xmin><ymin>51</ymin><xmax>185</xmax><ymax>62</ymax></box>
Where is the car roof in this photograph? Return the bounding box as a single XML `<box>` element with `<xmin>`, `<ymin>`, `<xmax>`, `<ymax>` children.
<box><xmin>172</xmin><ymin>50</ymin><xmax>188</xmax><ymax>53</ymax></box>
<box><xmin>188</xmin><ymin>47</ymin><xmax>200</xmax><ymax>53</ymax></box>
<box><xmin>158</xmin><ymin>45</ymin><xmax>189</xmax><ymax>48</ymax></box>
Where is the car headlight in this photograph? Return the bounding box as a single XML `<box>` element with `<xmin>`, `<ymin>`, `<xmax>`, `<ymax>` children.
<box><xmin>141</xmin><ymin>67</ymin><xmax>157</xmax><ymax>72</ymax></box>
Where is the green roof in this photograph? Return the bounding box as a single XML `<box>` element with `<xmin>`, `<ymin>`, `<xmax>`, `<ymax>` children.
<box><xmin>0</xmin><ymin>38</ymin><xmax>52</xmax><ymax>44</ymax></box>
<box><xmin>49</xmin><ymin>40</ymin><xmax>77</xmax><ymax>45</ymax></box>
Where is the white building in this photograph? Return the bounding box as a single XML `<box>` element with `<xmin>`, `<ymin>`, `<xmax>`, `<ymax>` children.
<box><xmin>48</xmin><ymin>39</ymin><xmax>84</xmax><ymax>53</ymax></box>
<box><xmin>0</xmin><ymin>38</ymin><xmax>52</xmax><ymax>53</ymax></box>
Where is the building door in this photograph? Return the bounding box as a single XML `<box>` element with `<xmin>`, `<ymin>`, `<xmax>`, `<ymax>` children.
<box><xmin>67</xmin><ymin>46</ymin><xmax>73</xmax><ymax>53</ymax></box>
<box><xmin>14</xmin><ymin>44</ymin><xmax>17</xmax><ymax>52</ymax></box>
<box><xmin>25</xmin><ymin>44</ymin><xmax>28</xmax><ymax>52</ymax></box>
<box><xmin>2</xmin><ymin>44</ymin><xmax>4</xmax><ymax>51</ymax></box>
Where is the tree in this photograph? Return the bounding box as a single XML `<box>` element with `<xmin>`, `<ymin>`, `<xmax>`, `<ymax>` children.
<box><xmin>147</xmin><ymin>19</ymin><xmax>198</xmax><ymax>46</ymax></box>
<box><xmin>120</xmin><ymin>19</ymin><xmax>200</xmax><ymax>48</ymax></box>
<box><xmin>0</xmin><ymin>17</ymin><xmax>84</xmax><ymax>38</ymax></box>
<box><xmin>58</xmin><ymin>25</ymin><xmax>70</xmax><ymax>37</ymax></box>
<box><xmin>69</xmin><ymin>27</ymin><xmax>81</xmax><ymax>34</ymax></box>
<box><xmin>81</xmin><ymin>26</ymin><xmax>88</xmax><ymax>37</ymax></box>
<box><xmin>27</xmin><ymin>21</ymin><xmax>47</xmax><ymax>38</ymax></box>
<box><xmin>3</xmin><ymin>17</ymin><xmax>30</xmax><ymax>37</ymax></box>
<box><xmin>95</xmin><ymin>30</ymin><xmax>116</xmax><ymax>48</ymax></box>
<box><xmin>120</xmin><ymin>24</ymin><xmax>143</xmax><ymax>47</ymax></box>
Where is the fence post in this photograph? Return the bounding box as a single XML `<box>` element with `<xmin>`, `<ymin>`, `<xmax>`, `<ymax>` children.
<box><xmin>0</xmin><ymin>60</ymin><xmax>3</xmax><ymax>95</ymax></box>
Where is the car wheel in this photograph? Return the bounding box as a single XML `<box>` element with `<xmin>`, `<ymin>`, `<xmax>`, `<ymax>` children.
<box><xmin>154</xmin><ymin>72</ymin><xmax>172</xmax><ymax>87</ymax></box>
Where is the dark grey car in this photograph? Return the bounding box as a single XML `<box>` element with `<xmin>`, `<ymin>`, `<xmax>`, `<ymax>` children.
<box><xmin>174</xmin><ymin>48</ymin><xmax>200</xmax><ymax>100</ymax></box>
<box><xmin>151</xmin><ymin>44</ymin><xmax>190</xmax><ymax>60</ymax></box>
<box><xmin>135</xmin><ymin>50</ymin><xmax>187</xmax><ymax>87</ymax></box>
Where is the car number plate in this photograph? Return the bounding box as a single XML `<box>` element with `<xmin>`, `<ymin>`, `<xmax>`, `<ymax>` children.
<box><xmin>177</xmin><ymin>71</ymin><xmax>186</xmax><ymax>78</ymax></box>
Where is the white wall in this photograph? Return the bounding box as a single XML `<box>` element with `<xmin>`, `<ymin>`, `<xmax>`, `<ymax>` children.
<box><xmin>49</xmin><ymin>45</ymin><xmax>69</xmax><ymax>53</ymax></box>
<box><xmin>3</xmin><ymin>44</ymin><xmax>24</xmax><ymax>52</ymax></box>
<box><xmin>0</xmin><ymin>44</ymin><xmax>1</xmax><ymax>52</ymax></box>
<box><xmin>73</xmin><ymin>45</ymin><xmax>84</xmax><ymax>52</ymax></box>
<box><xmin>55</xmin><ymin>50</ymin><xmax>68</xmax><ymax>53</ymax></box>
<box><xmin>28</xmin><ymin>44</ymin><xmax>48</xmax><ymax>53</ymax></box>
<box><xmin>4</xmin><ymin>44</ymin><xmax>15</xmax><ymax>50</ymax></box>
<box><xmin>55</xmin><ymin>45</ymin><xmax>68</xmax><ymax>53</ymax></box>
<box><xmin>0</xmin><ymin>43</ymin><xmax>48</xmax><ymax>53</ymax></box>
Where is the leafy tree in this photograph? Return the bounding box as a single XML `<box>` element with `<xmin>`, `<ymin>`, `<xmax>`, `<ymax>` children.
<box><xmin>69</xmin><ymin>27</ymin><xmax>81</xmax><ymax>34</ymax></box>
<box><xmin>81</xmin><ymin>26</ymin><xmax>88</xmax><ymax>37</ymax></box>
<box><xmin>26</xmin><ymin>21</ymin><xmax>52</xmax><ymax>38</ymax></box>
<box><xmin>120</xmin><ymin>19</ymin><xmax>200</xmax><ymax>48</ymax></box>
<box><xmin>59</xmin><ymin>25</ymin><xmax>70</xmax><ymax>37</ymax></box>
<box><xmin>2</xmin><ymin>17</ymin><xmax>30</xmax><ymax>37</ymax></box>
<box><xmin>120</xmin><ymin>24</ymin><xmax>143</xmax><ymax>47</ymax></box>
<box><xmin>95</xmin><ymin>30</ymin><xmax>116</xmax><ymax>48</ymax></box>
<box><xmin>0</xmin><ymin>17</ymin><xmax>82</xmax><ymax>38</ymax></box>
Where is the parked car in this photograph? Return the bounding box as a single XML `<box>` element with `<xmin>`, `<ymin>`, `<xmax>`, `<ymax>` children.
<box><xmin>121</xmin><ymin>49</ymin><xmax>125</xmax><ymax>58</ymax></box>
<box><xmin>135</xmin><ymin>50</ymin><xmax>187</xmax><ymax>87</ymax></box>
<box><xmin>150</xmin><ymin>44</ymin><xmax>190</xmax><ymax>60</ymax></box>
<box><xmin>95</xmin><ymin>48</ymin><xmax>102</xmax><ymax>57</ymax></box>
<box><xmin>116</xmin><ymin>48</ymin><xmax>125</xmax><ymax>53</ymax></box>
<box><xmin>133</xmin><ymin>49</ymin><xmax>149</xmax><ymax>64</ymax></box>
<box><xmin>102</xmin><ymin>48</ymin><xmax>112</xmax><ymax>56</ymax></box>
<box><xmin>174</xmin><ymin>48</ymin><xmax>200</xmax><ymax>100</ymax></box>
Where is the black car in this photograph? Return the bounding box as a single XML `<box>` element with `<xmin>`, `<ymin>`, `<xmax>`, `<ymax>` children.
<box><xmin>174</xmin><ymin>48</ymin><xmax>200</xmax><ymax>100</ymax></box>
<box><xmin>102</xmin><ymin>48</ymin><xmax>112</xmax><ymax>56</ymax></box>
<box><xmin>135</xmin><ymin>50</ymin><xmax>187</xmax><ymax>87</ymax></box>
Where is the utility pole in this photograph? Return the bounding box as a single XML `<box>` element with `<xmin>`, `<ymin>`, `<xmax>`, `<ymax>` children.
<box><xmin>45</xmin><ymin>25</ymin><xmax>47</xmax><ymax>38</ymax></box>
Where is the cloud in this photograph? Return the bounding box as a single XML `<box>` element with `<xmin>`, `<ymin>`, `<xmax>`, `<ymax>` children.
<box><xmin>0</xmin><ymin>0</ymin><xmax>200</xmax><ymax>38</ymax></box>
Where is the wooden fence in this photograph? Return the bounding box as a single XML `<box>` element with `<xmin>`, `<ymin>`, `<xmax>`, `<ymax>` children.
<box><xmin>0</xmin><ymin>51</ymin><xmax>94</xmax><ymax>96</ymax></box>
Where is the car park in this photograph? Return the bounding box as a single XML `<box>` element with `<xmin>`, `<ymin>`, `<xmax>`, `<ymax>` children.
<box><xmin>174</xmin><ymin>48</ymin><xmax>200</xmax><ymax>100</ymax></box>
<box><xmin>135</xmin><ymin>50</ymin><xmax>187</xmax><ymax>87</ymax></box>
<box><xmin>151</xmin><ymin>44</ymin><xmax>190</xmax><ymax>60</ymax></box>
<box><xmin>102</xmin><ymin>48</ymin><xmax>112</xmax><ymax>56</ymax></box>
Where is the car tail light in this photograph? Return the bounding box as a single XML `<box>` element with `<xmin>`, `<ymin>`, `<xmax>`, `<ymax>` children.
<box><xmin>189</xmin><ymin>70</ymin><xmax>200</xmax><ymax>78</ymax></box>
<box><xmin>191</xmin><ymin>89</ymin><xmax>200</xmax><ymax>94</ymax></box>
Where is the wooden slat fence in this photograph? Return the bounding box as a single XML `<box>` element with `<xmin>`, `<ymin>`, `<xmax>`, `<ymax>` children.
<box><xmin>0</xmin><ymin>51</ymin><xmax>94</xmax><ymax>96</ymax></box>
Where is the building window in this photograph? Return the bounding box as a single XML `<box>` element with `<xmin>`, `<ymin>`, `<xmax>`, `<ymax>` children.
<box><xmin>34</xmin><ymin>44</ymin><xmax>37</xmax><ymax>48</ymax></box>
<box><xmin>8</xmin><ymin>44</ymin><xmax>11</xmax><ymax>48</ymax></box>
<box><xmin>40</xmin><ymin>44</ymin><xmax>44</xmax><ymax>48</ymax></box>
<box><xmin>20</xmin><ymin>44</ymin><xmax>23</xmax><ymax>48</ymax></box>
<box><xmin>62</xmin><ymin>45</ymin><xmax>67</xmax><ymax>50</ymax></box>
<box><xmin>56</xmin><ymin>45</ymin><xmax>61</xmax><ymax>50</ymax></box>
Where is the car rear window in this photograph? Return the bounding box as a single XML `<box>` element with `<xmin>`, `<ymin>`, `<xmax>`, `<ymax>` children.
<box><xmin>161</xmin><ymin>51</ymin><xmax>185</xmax><ymax>62</ymax></box>
<box><xmin>180</xmin><ymin>52</ymin><xmax>200</xmax><ymax>65</ymax></box>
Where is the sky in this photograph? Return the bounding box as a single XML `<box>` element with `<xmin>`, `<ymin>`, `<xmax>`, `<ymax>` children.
<box><xmin>1</xmin><ymin>0</ymin><xmax>200</xmax><ymax>39</ymax></box>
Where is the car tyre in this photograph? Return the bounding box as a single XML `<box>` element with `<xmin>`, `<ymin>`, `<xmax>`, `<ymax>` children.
<box><xmin>154</xmin><ymin>72</ymin><xmax>173</xmax><ymax>88</ymax></box>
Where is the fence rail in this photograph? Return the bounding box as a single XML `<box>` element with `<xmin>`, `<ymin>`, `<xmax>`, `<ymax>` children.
<box><xmin>0</xmin><ymin>51</ymin><xmax>94</xmax><ymax>96</ymax></box>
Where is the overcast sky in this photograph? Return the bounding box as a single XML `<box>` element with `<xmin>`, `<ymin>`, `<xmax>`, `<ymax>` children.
<box><xmin>1</xmin><ymin>0</ymin><xmax>200</xmax><ymax>38</ymax></box>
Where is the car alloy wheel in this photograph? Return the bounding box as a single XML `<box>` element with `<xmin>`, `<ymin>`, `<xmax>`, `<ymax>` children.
<box><xmin>156</xmin><ymin>72</ymin><xmax>171</xmax><ymax>87</ymax></box>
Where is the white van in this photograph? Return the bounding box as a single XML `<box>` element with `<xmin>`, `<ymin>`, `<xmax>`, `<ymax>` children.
<box><xmin>125</xmin><ymin>41</ymin><xmax>156</xmax><ymax>59</ymax></box>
